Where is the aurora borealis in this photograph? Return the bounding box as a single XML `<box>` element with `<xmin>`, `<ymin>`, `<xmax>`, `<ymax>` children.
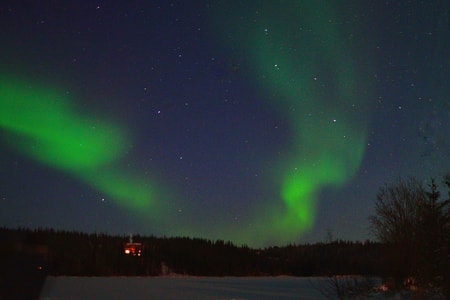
<box><xmin>210</xmin><ymin>1</ymin><xmax>370</xmax><ymax>243</ymax></box>
<box><xmin>0</xmin><ymin>75</ymin><xmax>160</xmax><ymax>212</ymax></box>
<box><xmin>1</xmin><ymin>1</ymin><xmax>448</xmax><ymax>247</ymax></box>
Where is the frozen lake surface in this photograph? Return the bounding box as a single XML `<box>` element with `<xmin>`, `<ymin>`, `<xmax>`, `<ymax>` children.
<box><xmin>40</xmin><ymin>276</ymin><xmax>328</xmax><ymax>299</ymax></box>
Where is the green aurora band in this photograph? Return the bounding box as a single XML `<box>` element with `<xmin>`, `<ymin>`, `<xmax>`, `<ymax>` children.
<box><xmin>1</xmin><ymin>1</ymin><xmax>371</xmax><ymax>246</ymax></box>
<box><xmin>0</xmin><ymin>75</ymin><xmax>157</xmax><ymax>212</ymax></box>
<box><xmin>212</xmin><ymin>1</ymin><xmax>370</xmax><ymax>245</ymax></box>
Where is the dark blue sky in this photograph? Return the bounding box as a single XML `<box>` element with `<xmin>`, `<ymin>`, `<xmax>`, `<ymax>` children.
<box><xmin>0</xmin><ymin>1</ymin><xmax>448</xmax><ymax>247</ymax></box>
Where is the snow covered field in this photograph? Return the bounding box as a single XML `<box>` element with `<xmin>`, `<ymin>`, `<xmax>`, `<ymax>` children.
<box><xmin>40</xmin><ymin>276</ymin><xmax>327</xmax><ymax>299</ymax></box>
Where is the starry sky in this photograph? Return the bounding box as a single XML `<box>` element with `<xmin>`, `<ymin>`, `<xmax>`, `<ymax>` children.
<box><xmin>0</xmin><ymin>1</ymin><xmax>448</xmax><ymax>247</ymax></box>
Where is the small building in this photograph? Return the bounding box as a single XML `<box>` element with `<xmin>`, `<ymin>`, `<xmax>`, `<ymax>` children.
<box><xmin>124</xmin><ymin>242</ymin><xmax>142</xmax><ymax>256</ymax></box>
<box><xmin>124</xmin><ymin>235</ymin><xmax>142</xmax><ymax>256</ymax></box>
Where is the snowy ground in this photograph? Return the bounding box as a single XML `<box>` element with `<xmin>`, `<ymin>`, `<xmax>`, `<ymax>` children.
<box><xmin>40</xmin><ymin>276</ymin><xmax>328</xmax><ymax>300</ymax></box>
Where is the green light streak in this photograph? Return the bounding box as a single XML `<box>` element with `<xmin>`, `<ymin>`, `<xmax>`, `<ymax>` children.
<box><xmin>213</xmin><ymin>1</ymin><xmax>369</xmax><ymax>245</ymax></box>
<box><xmin>85</xmin><ymin>171</ymin><xmax>156</xmax><ymax>211</ymax></box>
<box><xmin>0</xmin><ymin>75</ymin><xmax>155</xmax><ymax>212</ymax></box>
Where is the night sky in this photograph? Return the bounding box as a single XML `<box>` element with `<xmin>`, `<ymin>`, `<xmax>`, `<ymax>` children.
<box><xmin>1</xmin><ymin>1</ymin><xmax>448</xmax><ymax>247</ymax></box>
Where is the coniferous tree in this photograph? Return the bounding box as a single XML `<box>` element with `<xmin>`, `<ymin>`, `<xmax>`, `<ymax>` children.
<box><xmin>370</xmin><ymin>175</ymin><xmax>449</xmax><ymax>296</ymax></box>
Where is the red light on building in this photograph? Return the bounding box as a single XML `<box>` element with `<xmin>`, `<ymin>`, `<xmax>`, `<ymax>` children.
<box><xmin>124</xmin><ymin>242</ymin><xmax>142</xmax><ymax>256</ymax></box>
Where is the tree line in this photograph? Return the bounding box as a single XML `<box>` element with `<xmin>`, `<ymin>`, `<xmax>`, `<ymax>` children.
<box><xmin>0</xmin><ymin>227</ymin><xmax>383</xmax><ymax>277</ymax></box>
